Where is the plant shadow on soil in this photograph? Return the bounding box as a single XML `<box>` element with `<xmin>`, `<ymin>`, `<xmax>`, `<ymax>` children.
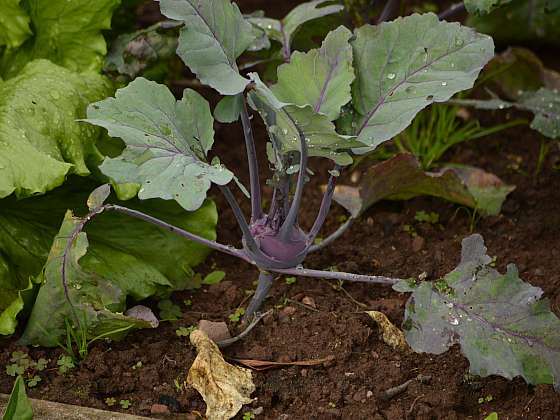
<box><xmin>2</xmin><ymin>0</ymin><xmax>560</xmax><ymax>419</ymax></box>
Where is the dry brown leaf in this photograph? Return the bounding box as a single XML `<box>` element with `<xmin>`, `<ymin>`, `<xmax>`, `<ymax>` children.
<box><xmin>366</xmin><ymin>310</ymin><xmax>409</xmax><ymax>352</ymax></box>
<box><xmin>187</xmin><ymin>330</ymin><xmax>255</xmax><ymax>420</ymax></box>
<box><xmin>231</xmin><ymin>355</ymin><xmax>335</xmax><ymax>371</ymax></box>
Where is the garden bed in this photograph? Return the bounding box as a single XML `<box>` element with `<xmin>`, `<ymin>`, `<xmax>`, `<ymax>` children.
<box><xmin>1</xmin><ymin>0</ymin><xmax>560</xmax><ymax>419</ymax></box>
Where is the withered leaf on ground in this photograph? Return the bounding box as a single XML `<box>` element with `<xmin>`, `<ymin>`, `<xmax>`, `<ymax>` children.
<box><xmin>331</xmin><ymin>154</ymin><xmax>514</xmax><ymax>217</ymax></box>
<box><xmin>188</xmin><ymin>330</ymin><xmax>255</xmax><ymax>420</ymax></box>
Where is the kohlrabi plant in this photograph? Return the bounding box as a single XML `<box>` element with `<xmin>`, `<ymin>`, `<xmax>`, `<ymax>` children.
<box><xmin>58</xmin><ymin>0</ymin><xmax>559</xmax><ymax>390</ymax></box>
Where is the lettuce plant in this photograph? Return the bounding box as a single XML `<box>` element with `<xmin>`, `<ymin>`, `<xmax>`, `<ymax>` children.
<box><xmin>59</xmin><ymin>0</ymin><xmax>559</xmax><ymax>388</ymax></box>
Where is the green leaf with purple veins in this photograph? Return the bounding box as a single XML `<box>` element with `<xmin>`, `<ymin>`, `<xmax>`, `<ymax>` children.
<box><xmin>397</xmin><ymin>234</ymin><xmax>560</xmax><ymax>390</ymax></box>
<box><xmin>85</xmin><ymin>77</ymin><xmax>233</xmax><ymax>212</ymax></box>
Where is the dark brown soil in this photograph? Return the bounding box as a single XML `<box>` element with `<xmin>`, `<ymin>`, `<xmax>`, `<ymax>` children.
<box><xmin>2</xmin><ymin>1</ymin><xmax>560</xmax><ymax>419</ymax></box>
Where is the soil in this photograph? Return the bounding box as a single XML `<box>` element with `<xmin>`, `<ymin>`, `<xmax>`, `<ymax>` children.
<box><xmin>2</xmin><ymin>1</ymin><xmax>560</xmax><ymax>419</ymax></box>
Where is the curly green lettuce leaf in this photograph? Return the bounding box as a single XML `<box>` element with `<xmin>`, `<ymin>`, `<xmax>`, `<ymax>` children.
<box><xmin>159</xmin><ymin>0</ymin><xmax>255</xmax><ymax>95</ymax></box>
<box><xmin>0</xmin><ymin>59</ymin><xmax>112</xmax><ymax>199</ymax></box>
<box><xmin>351</xmin><ymin>13</ymin><xmax>494</xmax><ymax>151</ymax></box>
<box><xmin>272</xmin><ymin>26</ymin><xmax>354</xmax><ymax>121</ymax></box>
<box><xmin>86</xmin><ymin>77</ymin><xmax>233</xmax><ymax>212</ymax></box>
<box><xmin>0</xmin><ymin>180</ymin><xmax>217</xmax><ymax>336</ymax></box>
<box><xmin>0</xmin><ymin>0</ymin><xmax>32</xmax><ymax>49</ymax></box>
<box><xmin>0</xmin><ymin>0</ymin><xmax>121</xmax><ymax>78</ymax></box>
<box><xmin>397</xmin><ymin>234</ymin><xmax>560</xmax><ymax>390</ymax></box>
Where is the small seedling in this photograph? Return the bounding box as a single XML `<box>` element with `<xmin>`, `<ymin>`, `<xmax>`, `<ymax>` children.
<box><xmin>414</xmin><ymin>210</ymin><xmax>439</xmax><ymax>224</ymax></box>
<box><xmin>56</xmin><ymin>355</ymin><xmax>75</xmax><ymax>374</ymax></box>
<box><xmin>202</xmin><ymin>270</ymin><xmax>226</xmax><ymax>285</ymax></box>
<box><xmin>119</xmin><ymin>399</ymin><xmax>132</xmax><ymax>409</ymax></box>
<box><xmin>27</xmin><ymin>376</ymin><xmax>41</xmax><ymax>388</ymax></box>
<box><xmin>402</xmin><ymin>224</ymin><xmax>418</xmax><ymax>237</ymax></box>
<box><xmin>228</xmin><ymin>308</ymin><xmax>245</xmax><ymax>323</ymax></box>
<box><xmin>183</xmin><ymin>299</ymin><xmax>193</xmax><ymax>307</ymax></box>
<box><xmin>158</xmin><ymin>299</ymin><xmax>182</xmax><ymax>321</ymax></box>
<box><xmin>174</xmin><ymin>377</ymin><xmax>187</xmax><ymax>392</ymax></box>
<box><xmin>105</xmin><ymin>397</ymin><xmax>117</xmax><ymax>406</ymax></box>
<box><xmin>242</xmin><ymin>412</ymin><xmax>255</xmax><ymax>420</ymax></box>
<box><xmin>285</xmin><ymin>276</ymin><xmax>297</xmax><ymax>285</ymax></box>
<box><xmin>131</xmin><ymin>361</ymin><xmax>143</xmax><ymax>370</ymax></box>
<box><xmin>175</xmin><ymin>326</ymin><xmax>197</xmax><ymax>337</ymax></box>
<box><xmin>478</xmin><ymin>394</ymin><xmax>494</xmax><ymax>404</ymax></box>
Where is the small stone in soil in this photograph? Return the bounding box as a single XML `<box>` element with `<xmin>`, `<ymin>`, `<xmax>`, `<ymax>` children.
<box><xmin>302</xmin><ymin>296</ymin><xmax>316</xmax><ymax>308</ymax></box>
<box><xmin>279</xmin><ymin>306</ymin><xmax>296</xmax><ymax>321</ymax></box>
<box><xmin>151</xmin><ymin>404</ymin><xmax>170</xmax><ymax>415</ymax></box>
<box><xmin>412</xmin><ymin>236</ymin><xmax>425</xmax><ymax>252</ymax></box>
<box><xmin>197</xmin><ymin>320</ymin><xmax>231</xmax><ymax>342</ymax></box>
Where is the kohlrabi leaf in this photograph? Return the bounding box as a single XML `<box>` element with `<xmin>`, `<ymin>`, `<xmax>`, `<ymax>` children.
<box><xmin>249</xmin><ymin>73</ymin><xmax>363</xmax><ymax>168</ymax></box>
<box><xmin>104</xmin><ymin>21</ymin><xmax>180</xmax><ymax>79</ymax></box>
<box><xmin>482</xmin><ymin>47</ymin><xmax>560</xmax><ymax>101</ymax></box>
<box><xmin>159</xmin><ymin>0</ymin><xmax>255</xmax><ymax>95</ymax></box>
<box><xmin>282</xmin><ymin>0</ymin><xmax>344</xmax><ymax>44</ymax></box>
<box><xmin>0</xmin><ymin>59</ymin><xmax>112</xmax><ymax>199</ymax></box>
<box><xmin>0</xmin><ymin>0</ymin><xmax>32</xmax><ymax>49</ymax></box>
<box><xmin>332</xmin><ymin>154</ymin><xmax>514</xmax><ymax>217</ymax></box>
<box><xmin>87</xmin><ymin>184</ymin><xmax>111</xmax><ymax>210</ymax></box>
<box><xmin>2</xmin><ymin>376</ymin><xmax>33</xmax><ymax>420</ymax></box>
<box><xmin>0</xmin><ymin>0</ymin><xmax>121</xmax><ymax>78</ymax></box>
<box><xmin>246</xmin><ymin>1</ymin><xmax>343</xmax><ymax>57</ymax></box>
<box><xmin>272</xmin><ymin>26</ymin><xmax>354</xmax><ymax>121</ymax></box>
<box><xmin>86</xmin><ymin>77</ymin><xmax>233</xmax><ymax>211</ymax></box>
<box><xmin>351</xmin><ymin>13</ymin><xmax>494</xmax><ymax>151</ymax></box>
<box><xmin>468</xmin><ymin>0</ymin><xmax>560</xmax><ymax>45</ymax></box>
<box><xmin>214</xmin><ymin>94</ymin><xmax>243</xmax><ymax>123</ymax></box>
<box><xmin>454</xmin><ymin>88</ymin><xmax>560</xmax><ymax>139</ymax></box>
<box><xmin>0</xmin><ymin>179</ymin><xmax>217</xmax><ymax>336</ymax></box>
<box><xmin>464</xmin><ymin>0</ymin><xmax>513</xmax><ymax>15</ymax></box>
<box><xmin>399</xmin><ymin>234</ymin><xmax>560</xmax><ymax>390</ymax></box>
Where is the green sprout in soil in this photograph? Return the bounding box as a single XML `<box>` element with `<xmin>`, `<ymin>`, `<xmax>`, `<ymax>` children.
<box><xmin>158</xmin><ymin>299</ymin><xmax>182</xmax><ymax>321</ymax></box>
<box><xmin>285</xmin><ymin>276</ymin><xmax>297</xmax><ymax>285</ymax></box>
<box><xmin>119</xmin><ymin>399</ymin><xmax>132</xmax><ymax>409</ymax></box>
<box><xmin>6</xmin><ymin>351</ymin><xmax>48</xmax><ymax>388</ymax></box>
<box><xmin>242</xmin><ymin>412</ymin><xmax>255</xmax><ymax>420</ymax></box>
<box><xmin>56</xmin><ymin>355</ymin><xmax>75</xmax><ymax>374</ymax></box>
<box><xmin>175</xmin><ymin>326</ymin><xmax>197</xmax><ymax>337</ymax></box>
<box><xmin>105</xmin><ymin>397</ymin><xmax>116</xmax><ymax>407</ymax></box>
<box><xmin>414</xmin><ymin>210</ymin><xmax>439</xmax><ymax>224</ymax></box>
<box><xmin>229</xmin><ymin>308</ymin><xmax>245</xmax><ymax>323</ymax></box>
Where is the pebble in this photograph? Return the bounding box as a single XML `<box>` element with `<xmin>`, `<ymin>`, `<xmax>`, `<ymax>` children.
<box><xmin>279</xmin><ymin>306</ymin><xmax>296</xmax><ymax>321</ymax></box>
<box><xmin>367</xmin><ymin>390</ymin><xmax>373</xmax><ymax>398</ymax></box>
<box><xmin>197</xmin><ymin>320</ymin><xmax>231</xmax><ymax>342</ymax></box>
<box><xmin>150</xmin><ymin>404</ymin><xmax>170</xmax><ymax>415</ymax></box>
<box><xmin>302</xmin><ymin>296</ymin><xmax>316</xmax><ymax>308</ymax></box>
<box><xmin>412</xmin><ymin>236</ymin><xmax>425</xmax><ymax>252</ymax></box>
<box><xmin>253</xmin><ymin>407</ymin><xmax>264</xmax><ymax>415</ymax></box>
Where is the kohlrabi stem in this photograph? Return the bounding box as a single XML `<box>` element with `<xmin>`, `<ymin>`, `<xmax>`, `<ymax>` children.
<box><xmin>280</xmin><ymin>22</ymin><xmax>291</xmax><ymax>62</ymax></box>
<box><xmin>218</xmin><ymin>185</ymin><xmax>260</xmax><ymax>253</ymax></box>
<box><xmin>239</xmin><ymin>95</ymin><xmax>263</xmax><ymax>221</ymax></box>
<box><xmin>270</xmin><ymin>266</ymin><xmax>400</xmax><ymax>285</ymax></box>
<box><xmin>244</xmin><ymin>271</ymin><xmax>275</xmax><ymax>321</ymax></box>
<box><xmin>279</xmin><ymin>118</ymin><xmax>308</xmax><ymax>238</ymax></box>
<box><xmin>438</xmin><ymin>2</ymin><xmax>466</xmax><ymax>20</ymax></box>
<box><xmin>217</xmin><ymin>309</ymin><xmax>272</xmax><ymax>348</ymax></box>
<box><xmin>377</xmin><ymin>0</ymin><xmax>400</xmax><ymax>23</ymax></box>
<box><xmin>104</xmin><ymin>204</ymin><xmax>250</xmax><ymax>261</ymax></box>
<box><xmin>308</xmin><ymin>165</ymin><xmax>341</xmax><ymax>244</ymax></box>
<box><xmin>308</xmin><ymin>217</ymin><xmax>355</xmax><ymax>253</ymax></box>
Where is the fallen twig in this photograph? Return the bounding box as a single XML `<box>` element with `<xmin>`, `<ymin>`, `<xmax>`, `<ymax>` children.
<box><xmin>381</xmin><ymin>374</ymin><xmax>431</xmax><ymax>400</ymax></box>
<box><xmin>230</xmin><ymin>355</ymin><xmax>335</xmax><ymax>371</ymax></box>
